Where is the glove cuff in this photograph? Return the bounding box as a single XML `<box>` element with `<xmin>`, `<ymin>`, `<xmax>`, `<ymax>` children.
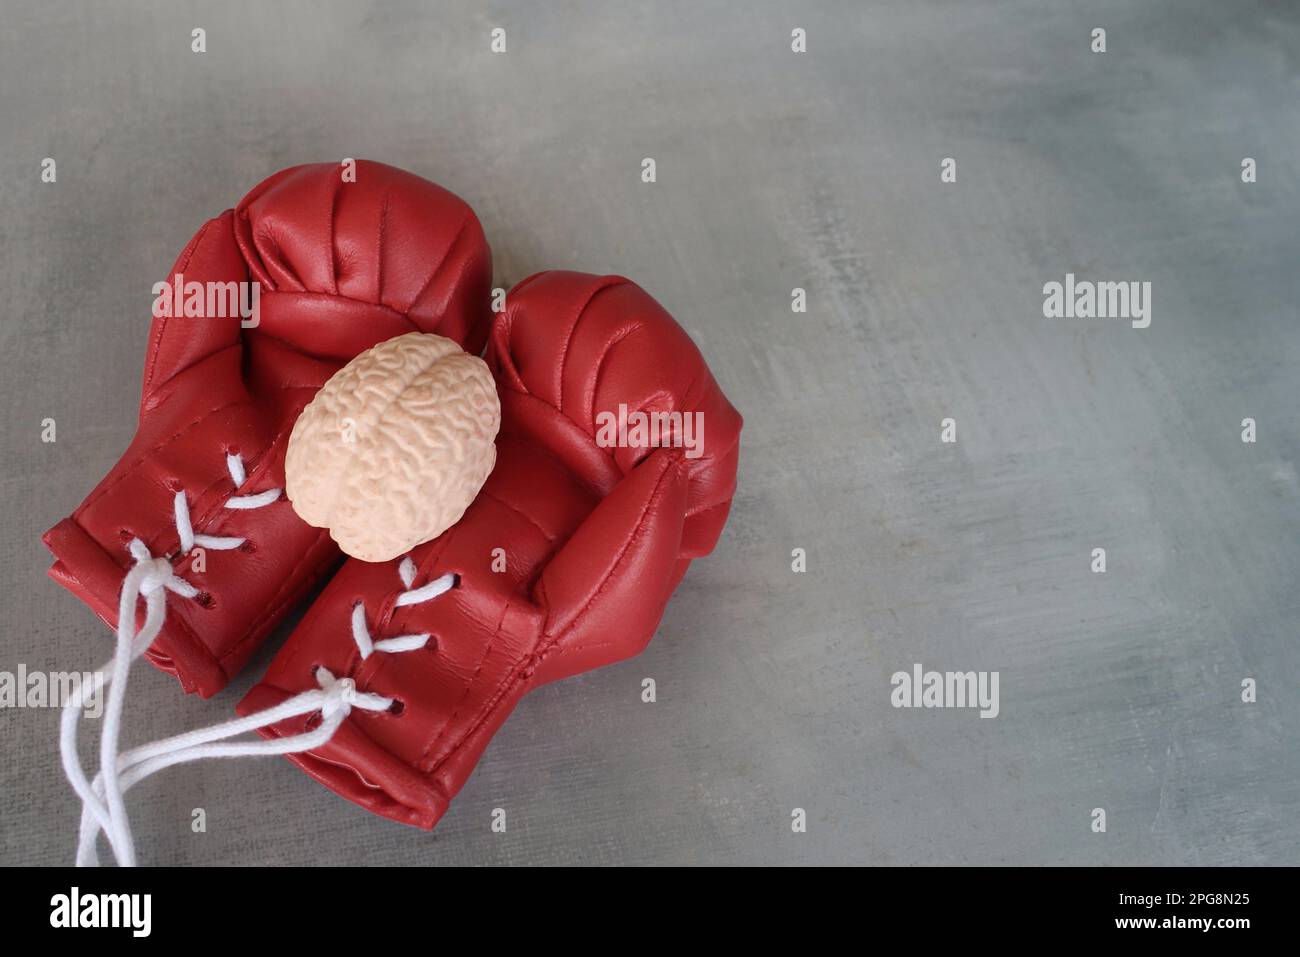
<box><xmin>239</xmin><ymin>681</ymin><xmax>454</xmax><ymax>828</ymax></box>
<box><xmin>45</xmin><ymin>517</ymin><xmax>228</xmax><ymax>695</ymax></box>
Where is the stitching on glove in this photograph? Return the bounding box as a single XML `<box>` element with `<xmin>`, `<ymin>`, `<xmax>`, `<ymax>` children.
<box><xmin>685</xmin><ymin>496</ymin><xmax>736</xmax><ymax>521</ymax></box>
<box><xmin>370</xmin><ymin>188</ymin><xmax>388</xmax><ymax>301</ymax></box>
<box><xmin>418</xmin><ymin>610</ymin><xmax>513</xmax><ymax>774</ymax></box>
<box><xmin>216</xmin><ymin>527</ymin><xmax>334</xmax><ymax>665</ymax></box>
<box><xmin>480</xmin><ymin>488</ymin><xmax>559</xmax><ymax>544</ymax></box>
<box><xmin>416</xmin><ymin>560</ymin><xmax>516</xmax><ymax>771</ymax></box>
<box><xmin>78</xmin><ymin>394</ymin><xmax>249</xmax><ymax>509</ymax></box>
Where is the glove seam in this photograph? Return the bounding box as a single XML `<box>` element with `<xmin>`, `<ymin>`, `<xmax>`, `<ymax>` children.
<box><xmin>330</xmin><ymin>173</ymin><xmax>346</xmax><ymax>297</ymax></box>
<box><xmin>422</xmin><ymin>455</ymin><xmax>678</xmax><ymax>779</ymax></box>
<box><xmin>404</xmin><ymin>211</ymin><xmax>474</xmax><ymax>318</ymax></box>
<box><xmin>75</xmin><ymin>394</ymin><xmax>249</xmax><ymax>514</ymax></box>
<box><xmin>417</xmin><ymin>627</ymin><xmax>512</xmax><ymax>775</ymax></box>
<box><xmin>686</xmin><ymin>495</ymin><xmax>734</xmax><ymax>521</ymax></box>
<box><xmin>588</xmin><ymin>319</ymin><xmax>647</xmax><ymax>417</ymax></box>
<box><xmin>683</xmin><ymin>433</ymin><xmax>742</xmax><ymax>519</ymax></box>
<box><xmin>141</xmin><ymin>215</ymin><xmax>221</xmax><ymax>404</ymax></box>
<box><xmin>414</xmin><ymin>552</ymin><xmax>520</xmax><ymax>773</ymax></box>
<box><xmin>495</xmin><ymin>392</ymin><xmax>624</xmax><ymax>499</ymax></box>
<box><xmin>538</xmin><ymin>454</ymin><xmax>678</xmax><ymax>650</ymax></box>
<box><xmin>556</xmin><ymin>276</ymin><xmax>630</xmax><ymax>416</ymax></box>
<box><xmin>216</xmin><ymin>527</ymin><xmax>336</xmax><ymax>664</ymax></box>
<box><xmin>252</xmin><ymin>297</ymin><xmax>424</xmax><ymax>351</ymax></box>
<box><xmin>478</xmin><ymin>487</ymin><xmax>559</xmax><ymax>545</ymax></box>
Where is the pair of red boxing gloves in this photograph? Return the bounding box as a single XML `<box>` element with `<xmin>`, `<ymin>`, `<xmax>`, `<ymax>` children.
<box><xmin>45</xmin><ymin>161</ymin><xmax>741</xmax><ymax>863</ymax></box>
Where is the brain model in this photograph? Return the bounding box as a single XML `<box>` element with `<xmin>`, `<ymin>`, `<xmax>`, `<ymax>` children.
<box><xmin>285</xmin><ymin>332</ymin><xmax>500</xmax><ymax>562</ymax></box>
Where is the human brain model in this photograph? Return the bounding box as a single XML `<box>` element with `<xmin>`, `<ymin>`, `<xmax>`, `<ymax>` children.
<box><xmin>285</xmin><ymin>332</ymin><xmax>500</xmax><ymax>562</ymax></box>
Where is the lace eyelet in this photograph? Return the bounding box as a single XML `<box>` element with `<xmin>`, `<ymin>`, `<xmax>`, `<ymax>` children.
<box><xmin>387</xmin><ymin>699</ymin><xmax>406</xmax><ymax>717</ymax></box>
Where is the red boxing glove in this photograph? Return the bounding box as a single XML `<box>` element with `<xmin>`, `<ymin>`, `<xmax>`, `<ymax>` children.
<box><xmin>239</xmin><ymin>271</ymin><xmax>742</xmax><ymax>827</ymax></box>
<box><xmin>44</xmin><ymin>161</ymin><xmax>491</xmax><ymax>697</ymax></box>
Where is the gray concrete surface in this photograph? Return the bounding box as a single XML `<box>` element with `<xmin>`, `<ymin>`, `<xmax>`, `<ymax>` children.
<box><xmin>2</xmin><ymin>0</ymin><xmax>1297</xmax><ymax>866</ymax></box>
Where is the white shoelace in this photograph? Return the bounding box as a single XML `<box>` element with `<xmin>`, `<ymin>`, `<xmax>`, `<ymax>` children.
<box><xmin>59</xmin><ymin>454</ymin><xmax>453</xmax><ymax>866</ymax></box>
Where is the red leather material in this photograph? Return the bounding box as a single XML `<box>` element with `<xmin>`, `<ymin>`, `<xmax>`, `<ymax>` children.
<box><xmin>44</xmin><ymin>161</ymin><xmax>492</xmax><ymax>697</ymax></box>
<box><xmin>240</xmin><ymin>271</ymin><xmax>742</xmax><ymax>827</ymax></box>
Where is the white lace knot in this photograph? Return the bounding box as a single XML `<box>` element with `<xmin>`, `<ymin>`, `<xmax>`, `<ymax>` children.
<box><xmin>314</xmin><ymin>668</ymin><xmax>392</xmax><ymax>719</ymax></box>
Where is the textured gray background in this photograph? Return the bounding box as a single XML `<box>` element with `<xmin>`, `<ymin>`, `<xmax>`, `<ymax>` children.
<box><xmin>2</xmin><ymin>0</ymin><xmax>1297</xmax><ymax>866</ymax></box>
